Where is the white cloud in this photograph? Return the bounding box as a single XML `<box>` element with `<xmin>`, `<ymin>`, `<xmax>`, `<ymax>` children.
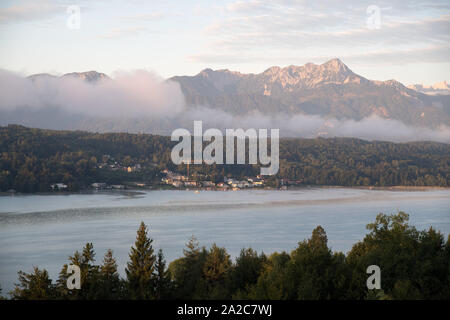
<box><xmin>0</xmin><ymin>69</ymin><xmax>186</xmax><ymax>117</ymax></box>
<box><xmin>0</xmin><ymin>0</ymin><xmax>62</xmax><ymax>24</ymax></box>
<box><xmin>177</xmin><ymin>107</ymin><xmax>450</xmax><ymax>143</ymax></box>
<box><xmin>118</xmin><ymin>12</ymin><xmax>165</xmax><ymax>21</ymax></box>
<box><xmin>193</xmin><ymin>1</ymin><xmax>450</xmax><ymax>67</ymax></box>
<box><xmin>0</xmin><ymin>69</ymin><xmax>448</xmax><ymax>142</ymax></box>
<box><xmin>97</xmin><ymin>26</ymin><xmax>149</xmax><ymax>39</ymax></box>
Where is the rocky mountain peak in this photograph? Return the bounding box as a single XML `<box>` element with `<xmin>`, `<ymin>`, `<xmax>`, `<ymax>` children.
<box><xmin>322</xmin><ymin>58</ymin><xmax>349</xmax><ymax>72</ymax></box>
<box><xmin>407</xmin><ymin>80</ymin><xmax>450</xmax><ymax>95</ymax></box>
<box><xmin>194</xmin><ymin>59</ymin><xmax>358</xmax><ymax>89</ymax></box>
<box><xmin>196</xmin><ymin>68</ymin><xmax>244</xmax><ymax>90</ymax></box>
<box><xmin>62</xmin><ymin>71</ymin><xmax>109</xmax><ymax>83</ymax></box>
<box><xmin>260</xmin><ymin>58</ymin><xmax>360</xmax><ymax>88</ymax></box>
<box><xmin>199</xmin><ymin>68</ymin><xmax>214</xmax><ymax>77</ymax></box>
<box><xmin>263</xmin><ymin>66</ymin><xmax>282</xmax><ymax>75</ymax></box>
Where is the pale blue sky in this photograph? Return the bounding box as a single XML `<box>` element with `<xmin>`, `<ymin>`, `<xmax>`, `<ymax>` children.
<box><xmin>0</xmin><ymin>0</ymin><xmax>449</xmax><ymax>84</ymax></box>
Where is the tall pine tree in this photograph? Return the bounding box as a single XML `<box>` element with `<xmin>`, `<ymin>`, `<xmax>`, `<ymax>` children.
<box><xmin>126</xmin><ymin>221</ymin><xmax>156</xmax><ymax>299</ymax></box>
<box><xmin>11</xmin><ymin>267</ymin><xmax>56</xmax><ymax>300</ymax></box>
<box><xmin>154</xmin><ymin>249</ymin><xmax>171</xmax><ymax>299</ymax></box>
<box><xmin>99</xmin><ymin>249</ymin><xmax>123</xmax><ymax>299</ymax></box>
<box><xmin>56</xmin><ymin>242</ymin><xmax>100</xmax><ymax>299</ymax></box>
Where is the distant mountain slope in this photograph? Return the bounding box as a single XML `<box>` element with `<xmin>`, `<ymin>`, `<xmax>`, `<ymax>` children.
<box><xmin>28</xmin><ymin>71</ymin><xmax>110</xmax><ymax>83</ymax></box>
<box><xmin>170</xmin><ymin>59</ymin><xmax>450</xmax><ymax>128</ymax></box>
<box><xmin>407</xmin><ymin>81</ymin><xmax>450</xmax><ymax>96</ymax></box>
<box><xmin>15</xmin><ymin>60</ymin><xmax>450</xmax><ymax>137</ymax></box>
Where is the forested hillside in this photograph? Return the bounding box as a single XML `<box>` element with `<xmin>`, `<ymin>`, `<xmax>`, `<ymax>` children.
<box><xmin>0</xmin><ymin>124</ymin><xmax>448</xmax><ymax>192</ymax></box>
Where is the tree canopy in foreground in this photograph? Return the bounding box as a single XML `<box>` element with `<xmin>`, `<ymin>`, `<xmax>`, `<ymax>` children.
<box><xmin>5</xmin><ymin>212</ymin><xmax>450</xmax><ymax>300</ymax></box>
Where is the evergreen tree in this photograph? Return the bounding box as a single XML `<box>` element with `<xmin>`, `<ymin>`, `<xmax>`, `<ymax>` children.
<box><xmin>154</xmin><ymin>249</ymin><xmax>171</xmax><ymax>299</ymax></box>
<box><xmin>284</xmin><ymin>226</ymin><xmax>344</xmax><ymax>299</ymax></box>
<box><xmin>11</xmin><ymin>267</ymin><xmax>55</xmax><ymax>300</ymax></box>
<box><xmin>101</xmin><ymin>249</ymin><xmax>118</xmax><ymax>277</ymax></box>
<box><xmin>168</xmin><ymin>236</ymin><xmax>207</xmax><ymax>299</ymax></box>
<box><xmin>98</xmin><ymin>249</ymin><xmax>123</xmax><ymax>299</ymax></box>
<box><xmin>56</xmin><ymin>242</ymin><xmax>100</xmax><ymax>299</ymax></box>
<box><xmin>247</xmin><ymin>252</ymin><xmax>291</xmax><ymax>300</ymax></box>
<box><xmin>203</xmin><ymin>243</ymin><xmax>232</xmax><ymax>299</ymax></box>
<box><xmin>228</xmin><ymin>248</ymin><xmax>266</xmax><ymax>297</ymax></box>
<box><xmin>6</xmin><ymin>211</ymin><xmax>450</xmax><ymax>300</ymax></box>
<box><xmin>125</xmin><ymin>221</ymin><xmax>156</xmax><ymax>299</ymax></box>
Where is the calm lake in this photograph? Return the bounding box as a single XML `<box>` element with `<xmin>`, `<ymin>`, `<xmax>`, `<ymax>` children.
<box><xmin>0</xmin><ymin>188</ymin><xmax>449</xmax><ymax>294</ymax></box>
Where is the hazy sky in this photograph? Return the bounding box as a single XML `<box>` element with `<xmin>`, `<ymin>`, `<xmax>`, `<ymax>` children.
<box><xmin>0</xmin><ymin>0</ymin><xmax>449</xmax><ymax>84</ymax></box>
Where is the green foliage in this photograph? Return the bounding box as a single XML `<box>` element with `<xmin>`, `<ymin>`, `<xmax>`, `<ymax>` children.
<box><xmin>168</xmin><ymin>236</ymin><xmax>208</xmax><ymax>299</ymax></box>
<box><xmin>11</xmin><ymin>267</ymin><xmax>56</xmax><ymax>300</ymax></box>
<box><xmin>154</xmin><ymin>249</ymin><xmax>172</xmax><ymax>299</ymax></box>
<box><xmin>202</xmin><ymin>244</ymin><xmax>232</xmax><ymax>299</ymax></box>
<box><xmin>56</xmin><ymin>242</ymin><xmax>105</xmax><ymax>299</ymax></box>
<box><xmin>97</xmin><ymin>249</ymin><xmax>124</xmax><ymax>299</ymax></box>
<box><xmin>1</xmin><ymin>125</ymin><xmax>449</xmax><ymax>192</ymax></box>
<box><xmin>247</xmin><ymin>252</ymin><xmax>291</xmax><ymax>300</ymax></box>
<box><xmin>287</xmin><ymin>226</ymin><xmax>342</xmax><ymax>299</ymax></box>
<box><xmin>245</xmin><ymin>226</ymin><xmax>349</xmax><ymax>300</ymax></box>
<box><xmin>0</xmin><ymin>125</ymin><xmax>171</xmax><ymax>192</ymax></box>
<box><xmin>125</xmin><ymin>222</ymin><xmax>156</xmax><ymax>299</ymax></box>
<box><xmin>228</xmin><ymin>248</ymin><xmax>266</xmax><ymax>298</ymax></box>
<box><xmin>347</xmin><ymin>212</ymin><xmax>450</xmax><ymax>299</ymax></box>
<box><xmin>7</xmin><ymin>212</ymin><xmax>450</xmax><ymax>300</ymax></box>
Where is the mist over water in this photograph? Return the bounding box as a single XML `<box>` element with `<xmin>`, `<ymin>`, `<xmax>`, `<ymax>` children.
<box><xmin>0</xmin><ymin>188</ymin><xmax>449</xmax><ymax>295</ymax></box>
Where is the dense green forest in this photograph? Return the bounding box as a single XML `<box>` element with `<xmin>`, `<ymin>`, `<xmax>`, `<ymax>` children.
<box><xmin>4</xmin><ymin>212</ymin><xmax>450</xmax><ymax>300</ymax></box>
<box><xmin>0</xmin><ymin>124</ymin><xmax>449</xmax><ymax>192</ymax></box>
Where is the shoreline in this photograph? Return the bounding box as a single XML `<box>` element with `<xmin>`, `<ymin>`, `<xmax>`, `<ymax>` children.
<box><xmin>307</xmin><ymin>185</ymin><xmax>450</xmax><ymax>191</ymax></box>
<box><xmin>1</xmin><ymin>185</ymin><xmax>448</xmax><ymax>196</ymax></box>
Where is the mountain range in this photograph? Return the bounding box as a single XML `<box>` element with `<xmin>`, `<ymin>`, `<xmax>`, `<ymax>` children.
<box><xmin>170</xmin><ymin>59</ymin><xmax>449</xmax><ymax>128</ymax></box>
<box><xmin>27</xmin><ymin>70</ymin><xmax>109</xmax><ymax>83</ymax></box>
<box><xmin>407</xmin><ymin>81</ymin><xmax>450</xmax><ymax>96</ymax></box>
<box><xmin>1</xmin><ymin>59</ymin><xmax>449</xmax><ymax>141</ymax></box>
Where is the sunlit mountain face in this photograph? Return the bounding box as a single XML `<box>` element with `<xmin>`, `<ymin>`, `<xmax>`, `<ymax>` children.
<box><xmin>1</xmin><ymin>59</ymin><xmax>449</xmax><ymax>142</ymax></box>
<box><xmin>170</xmin><ymin>59</ymin><xmax>450</xmax><ymax>128</ymax></box>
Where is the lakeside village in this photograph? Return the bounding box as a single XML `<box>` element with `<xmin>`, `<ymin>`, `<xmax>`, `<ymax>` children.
<box><xmin>160</xmin><ymin>169</ymin><xmax>266</xmax><ymax>191</ymax></box>
<box><xmin>48</xmin><ymin>154</ymin><xmax>303</xmax><ymax>192</ymax></box>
